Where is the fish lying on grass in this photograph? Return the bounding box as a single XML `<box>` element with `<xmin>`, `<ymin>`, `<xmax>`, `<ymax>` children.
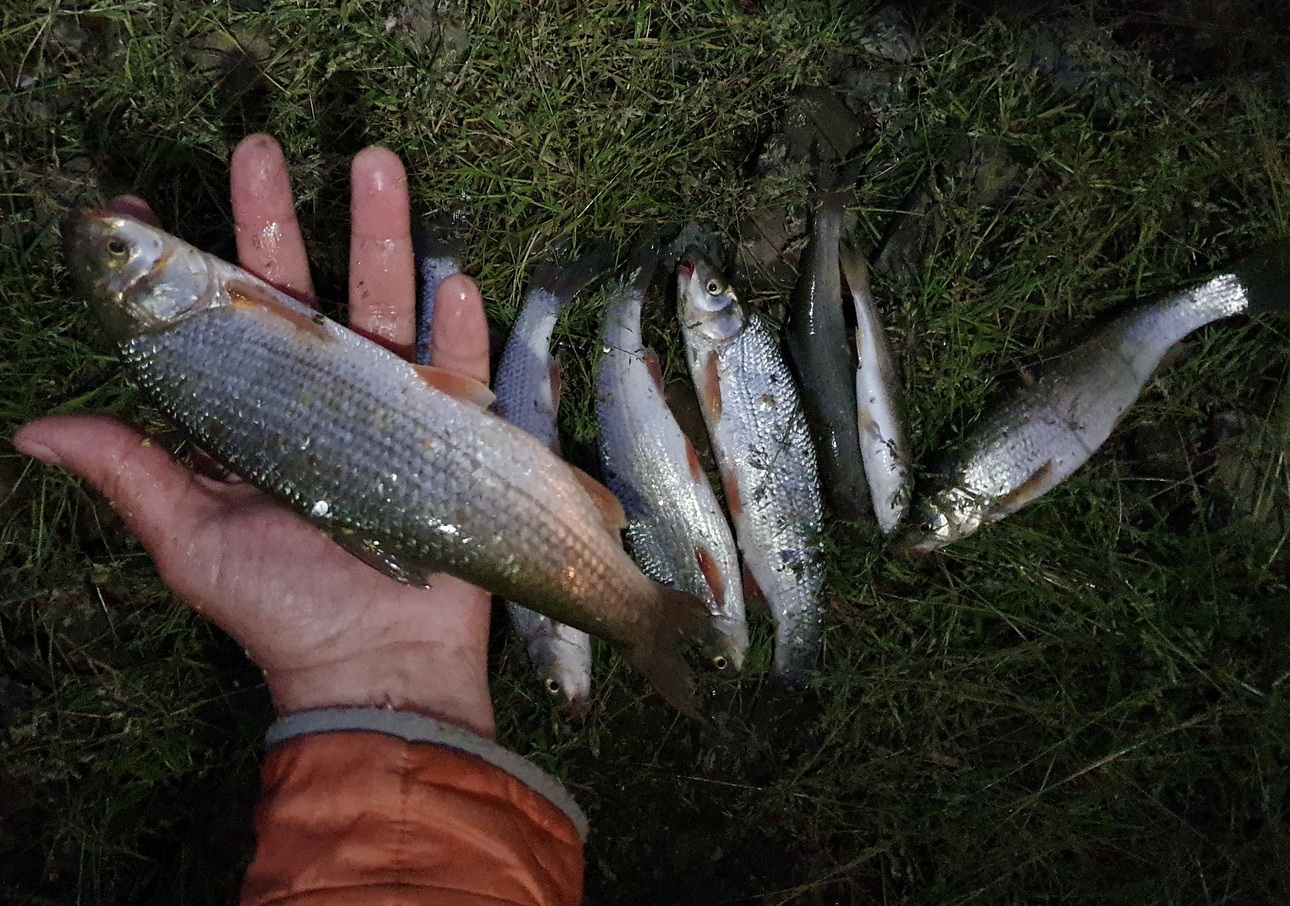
<box><xmin>493</xmin><ymin>251</ymin><xmax>611</xmax><ymax>715</ymax></box>
<box><xmin>65</xmin><ymin>210</ymin><xmax>710</xmax><ymax>713</ymax></box>
<box><xmin>903</xmin><ymin>242</ymin><xmax>1290</xmax><ymax>554</ymax></box>
<box><xmin>677</xmin><ymin>248</ymin><xmax>825</xmax><ymax>684</ymax></box>
<box><xmin>785</xmin><ymin>194</ymin><xmax>870</xmax><ymax>522</ymax></box>
<box><xmin>839</xmin><ymin>239</ymin><xmax>911</xmax><ymax>534</ymax></box>
<box><xmin>597</xmin><ymin>243</ymin><xmax>748</xmax><ymax>674</ymax></box>
<box><xmin>413</xmin><ymin>227</ymin><xmax>462</xmax><ymax>364</ymax></box>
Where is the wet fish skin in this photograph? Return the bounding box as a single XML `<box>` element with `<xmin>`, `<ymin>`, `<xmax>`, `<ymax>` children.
<box><xmin>493</xmin><ymin>251</ymin><xmax>610</xmax><ymax>714</ymax></box>
<box><xmin>838</xmin><ymin>241</ymin><xmax>911</xmax><ymax>534</ymax></box>
<box><xmin>903</xmin><ymin>271</ymin><xmax>1255</xmax><ymax>554</ymax></box>
<box><xmin>785</xmin><ymin>195</ymin><xmax>871</xmax><ymax>521</ymax></box>
<box><xmin>65</xmin><ymin>211</ymin><xmax>708</xmax><ymax>713</ymax></box>
<box><xmin>413</xmin><ymin>228</ymin><xmax>462</xmax><ymax>364</ymax></box>
<box><xmin>506</xmin><ymin>603</ymin><xmax>592</xmax><ymax>717</ymax></box>
<box><xmin>677</xmin><ymin>249</ymin><xmax>825</xmax><ymax>683</ymax></box>
<box><xmin>597</xmin><ymin>243</ymin><xmax>748</xmax><ymax>674</ymax></box>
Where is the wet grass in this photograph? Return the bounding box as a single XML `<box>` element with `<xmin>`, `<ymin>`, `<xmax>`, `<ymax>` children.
<box><xmin>3</xmin><ymin>0</ymin><xmax>1290</xmax><ymax>903</ymax></box>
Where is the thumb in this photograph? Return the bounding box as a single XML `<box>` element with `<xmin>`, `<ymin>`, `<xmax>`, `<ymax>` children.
<box><xmin>13</xmin><ymin>415</ymin><xmax>214</xmax><ymax>565</ymax></box>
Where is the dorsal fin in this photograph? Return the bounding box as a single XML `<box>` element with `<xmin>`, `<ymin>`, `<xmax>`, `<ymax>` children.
<box><xmin>567</xmin><ymin>463</ymin><xmax>628</xmax><ymax>537</ymax></box>
<box><xmin>684</xmin><ymin>439</ymin><xmax>707</xmax><ymax>484</ymax></box>
<box><xmin>992</xmin><ymin>460</ymin><xmax>1056</xmax><ymax>513</ymax></box>
<box><xmin>694</xmin><ymin>546</ymin><xmax>725</xmax><ymax>608</ymax></box>
<box><xmin>548</xmin><ymin>360</ymin><xmax>563</xmax><ymax>410</ymax></box>
<box><xmin>227</xmin><ymin>280</ymin><xmax>333</xmax><ymax>343</ymax></box>
<box><xmin>721</xmin><ymin>471</ymin><xmax>743</xmax><ymax>520</ymax></box>
<box><xmin>413</xmin><ymin>364</ymin><xmax>496</xmax><ymax>409</ymax></box>
<box><xmin>643</xmin><ymin>349</ymin><xmax>666</xmax><ymax>394</ymax></box>
<box><xmin>698</xmin><ymin>351</ymin><xmax>723</xmax><ymax>419</ymax></box>
<box><xmin>741</xmin><ymin>562</ymin><xmax>769</xmax><ymax>613</ymax></box>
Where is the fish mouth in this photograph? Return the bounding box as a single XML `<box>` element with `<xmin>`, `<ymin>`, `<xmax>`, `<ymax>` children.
<box><xmin>558</xmin><ymin>694</ymin><xmax>592</xmax><ymax>720</ymax></box>
<box><xmin>61</xmin><ymin>208</ymin><xmax>98</xmax><ymax>264</ymax></box>
<box><xmin>676</xmin><ymin>259</ymin><xmax>695</xmax><ymax>283</ymax></box>
<box><xmin>900</xmin><ymin>533</ymin><xmax>943</xmax><ymax>558</ymax></box>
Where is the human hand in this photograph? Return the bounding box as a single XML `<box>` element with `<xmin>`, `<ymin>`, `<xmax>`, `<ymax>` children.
<box><xmin>14</xmin><ymin>134</ymin><xmax>496</xmax><ymax>739</ymax></box>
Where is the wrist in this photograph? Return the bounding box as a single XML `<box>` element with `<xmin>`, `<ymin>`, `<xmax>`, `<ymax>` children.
<box><xmin>266</xmin><ymin>647</ymin><xmax>495</xmax><ymax>740</ymax></box>
<box><xmin>263</xmin><ymin>578</ymin><xmax>496</xmax><ymax>740</ymax></box>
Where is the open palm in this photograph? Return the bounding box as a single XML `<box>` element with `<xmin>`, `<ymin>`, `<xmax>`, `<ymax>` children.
<box><xmin>16</xmin><ymin>135</ymin><xmax>496</xmax><ymax>738</ymax></box>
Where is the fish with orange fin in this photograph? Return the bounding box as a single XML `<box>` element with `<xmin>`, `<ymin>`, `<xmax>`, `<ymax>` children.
<box><xmin>676</xmin><ymin>246</ymin><xmax>824</xmax><ymax>685</ymax></box>
<box><xmin>903</xmin><ymin>242</ymin><xmax>1290</xmax><ymax>553</ymax></box>
<box><xmin>64</xmin><ymin>210</ymin><xmax>710</xmax><ymax>714</ymax></box>
<box><xmin>493</xmin><ymin>250</ymin><xmax>611</xmax><ymax>716</ymax></box>
<box><xmin>596</xmin><ymin>241</ymin><xmax>748</xmax><ymax>676</ymax></box>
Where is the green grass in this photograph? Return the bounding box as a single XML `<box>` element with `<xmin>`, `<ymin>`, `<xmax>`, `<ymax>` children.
<box><xmin>4</xmin><ymin>1</ymin><xmax>1290</xmax><ymax>903</ymax></box>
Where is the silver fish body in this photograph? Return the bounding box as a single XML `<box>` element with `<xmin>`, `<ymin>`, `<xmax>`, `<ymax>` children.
<box><xmin>596</xmin><ymin>247</ymin><xmax>748</xmax><ymax>674</ymax></box>
<box><xmin>494</xmin><ymin>255</ymin><xmax>608</xmax><ymax>715</ymax></box>
<box><xmin>413</xmin><ymin>231</ymin><xmax>462</xmax><ymax>365</ymax></box>
<box><xmin>785</xmin><ymin>196</ymin><xmax>870</xmax><ymax>521</ymax></box>
<box><xmin>677</xmin><ymin>251</ymin><xmax>825</xmax><ymax>683</ymax></box>
<box><xmin>66</xmin><ymin>211</ymin><xmax>707</xmax><ymax>713</ymax></box>
<box><xmin>506</xmin><ymin>602</ymin><xmax>592</xmax><ymax>715</ymax></box>
<box><xmin>904</xmin><ymin>272</ymin><xmax>1253</xmax><ymax>553</ymax></box>
<box><xmin>839</xmin><ymin>242</ymin><xmax>911</xmax><ymax>534</ymax></box>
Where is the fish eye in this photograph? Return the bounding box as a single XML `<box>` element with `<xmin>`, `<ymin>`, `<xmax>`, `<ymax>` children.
<box><xmin>705</xmin><ymin>280</ymin><xmax>721</xmax><ymax>295</ymax></box>
<box><xmin>104</xmin><ymin>237</ymin><xmax>129</xmax><ymax>262</ymax></box>
<box><xmin>712</xmin><ymin>655</ymin><xmax>729</xmax><ymax>671</ymax></box>
<box><xmin>543</xmin><ymin>677</ymin><xmax>561</xmax><ymax>696</ymax></box>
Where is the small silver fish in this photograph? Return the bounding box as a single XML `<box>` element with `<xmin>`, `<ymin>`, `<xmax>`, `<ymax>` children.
<box><xmin>839</xmin><ymin>240</ymin><xmax>911</xmax><ymax>534</ymax></box>
<box><xmin>493</xmin><ymin>252</ymin><xmax>610</xmax><ymax>716</ymax></box>
<box><xmin>413</xmin><ymin>227</ymin><xmax>462</xmax><ymax>364</ymax></box>
<box><xmin>677</xmin><ymin>249</ymin><xmax>825</xmax><ymax>683</ymax></box>
<box><xmin>785</xmin><ymin>195</ymin><xmax>871</xmax><ymax>521</ymax></box>
<box><xmin>597</xmin><ymin>244</ymin><xmax>748</xmax><ymax>674</ymax></box>
<box><xmin>903</xmin><ymin>247</ymin><xmax>1290</xmax><ymax>553</ymax></box>
<box><xmin>66</xmin><ymin>211</ymin><xmax>710</xmax><ymax>713</ymax></box>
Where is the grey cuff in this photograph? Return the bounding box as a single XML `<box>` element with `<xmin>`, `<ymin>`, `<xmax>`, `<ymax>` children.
<box><xmin>267</xmin><ymin>707</ymin><xmax>588</xmax><ymax>841</ymax></box>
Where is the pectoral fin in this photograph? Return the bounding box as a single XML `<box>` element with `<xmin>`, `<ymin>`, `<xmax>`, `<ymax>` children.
<box><xmin>991</xmin><ymin>461</ymin><xmax>1057</xmax><ymax>514</ymax></box>
<box><xmin>413</xmin><ymin>364</ymin><xmax>497</xmax><ymax>409</ymax></box>
<box><xmin>567</xmin><ymin>464</ymin><xmax>628</xmax><ymax>537</ymax></box>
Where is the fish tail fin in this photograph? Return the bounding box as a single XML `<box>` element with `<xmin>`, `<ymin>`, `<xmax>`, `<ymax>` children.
<box><xmin>628</xmin><ymin>583</ymin><xmax>710</xmax><ymax>718</ymax></box>
<box><xmin>530</xmin><ymin>245</ymin><xmax>615</xmax><ymax>306</ymax></box>
<box><xmin>838</xmin><ymin>235</ymin><xmax>873</xmax><ymax>301</ymax></box>
<box><xmin>1231</xmin><ymin>239</ymin><xmax>1290</xmax><ymax>316</ymax></box>
<box><xmin>412</xmin><ymin>211</ymin><xmax>465</xmax><ymax>265</ymax></box>
<box><xmin>621</xmin><ymin>235</ymin><xmax>666</xmax><ymax>297</ymax></box>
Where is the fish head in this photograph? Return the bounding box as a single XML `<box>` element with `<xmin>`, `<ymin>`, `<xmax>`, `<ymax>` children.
<box><xmin>902</xmin><ymin>486</ymin><xmax>983</xmax><ymax>555</ymax></box>
<box><xmin>676</xmin><ymin>248</ymin><xmax>744</xmax><ymax>344</ymax></box>
<box><xmin>527</xmin><ymin>635</ymin><xmax>593</xmax><ymax>719</ymax></box>
<box><xmin>705</xmin><ymin>618</ymin><xmax>748</xmax><ymax>675</ymax></box>
<box><xmin>64</xmin><ymin>210</ymin><xmax>217</xmax><ymax>344</ymax></box>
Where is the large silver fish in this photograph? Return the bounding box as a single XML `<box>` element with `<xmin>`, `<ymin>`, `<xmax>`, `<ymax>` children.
<box><xmin>903</xmin><ymin>244</ymin><xmax>1290</xmax><ymax>553</ymax></box>
<box><xmin>677</xmin><ymin>249</ymin><xmax>825</xmax><ymax>683</ymax></box>
<box><xmin>839</xmin><ymin>241</ymin><xmax>911</xmax><ymax>535</ymax></box>
<box><xmin>785</xmin><ymin>195</ymin><xmax>871</xmax><ymax>521</ymax></box>
<box><xmin>65</xmin><ymin>210</ymin><xmax>709</xmax><ymax>713</ymax></box>
<box><xmin>493</xmin><ymin>252</ymin><xmax>609</xmax><ymax>715</ymax></box>
<box><xmin>597</xmin><ymin>245</ymin><xmax>748</xmax><ymax>674</ymax></box>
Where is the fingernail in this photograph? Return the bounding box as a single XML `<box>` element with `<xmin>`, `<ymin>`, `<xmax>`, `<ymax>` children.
<box><xmin>12</xmin><ymin>437</ymin><xmax>63</xmax><ymax>468</ymax></box>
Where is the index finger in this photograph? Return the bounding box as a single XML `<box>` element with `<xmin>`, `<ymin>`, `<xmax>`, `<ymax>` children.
<box><xmin>230</xmin><ymin>134</ymin><xmax>315</xmax><ymax>304</ymax></box>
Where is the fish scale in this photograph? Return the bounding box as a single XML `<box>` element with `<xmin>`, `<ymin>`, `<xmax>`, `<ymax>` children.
<box><xmin>126</xmin><ymin>306</ymin><xmax>620</xmax><ymax>599</ymax></box>
<box><xmin>493</xmin><ymin>256</ymin><xmax>607</xmax><ymax>715</ymax></box>
<box><xmin>67</xmin><ymin>211</ymin><xmax>707</xmax><ymax>713</ymax></box>
<box><xmin>596</xmin><ymin>248</ymin><xmax>747</xmax><ymax>672</ymax></box>
<box><xmin>677</xmin><ymin>252</ymin><xmax>824</xmax><ymax>682</ymax></box>
<box><xmin>904</xmin><ymin>272</ymin><xmax>1255</xmax><ymax>552</ymax></box>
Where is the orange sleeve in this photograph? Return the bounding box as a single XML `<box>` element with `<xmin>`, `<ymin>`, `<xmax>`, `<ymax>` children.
<box><xmin>241</xmin><ymin>730</ymin><xmax>584</xmax><ymax>906</ymax></box>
